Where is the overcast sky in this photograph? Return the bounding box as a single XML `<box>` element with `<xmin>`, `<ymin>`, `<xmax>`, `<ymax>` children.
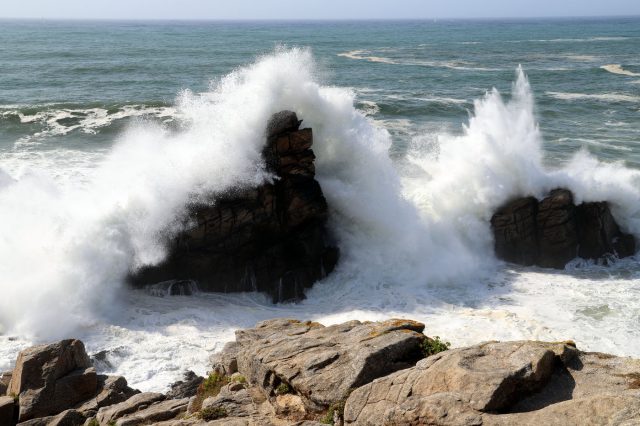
<box><xmin>2</xmin><ymin>0</ymin><xmax>640</xmax><ymax>20</ymax></box>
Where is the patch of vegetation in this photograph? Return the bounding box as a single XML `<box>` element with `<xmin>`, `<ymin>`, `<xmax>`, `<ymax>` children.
<box><xmin>421</xmin><ymin>336</ymin><xmax>451</xmax><ymax>357</ymax></box>
<box><xmin>199</xmin><ymin>405</ymin><xmax>228</xmax><ymax>421</ymax></box>
<box><xmin>108</xmin><ymin>421</ymin><xmax>116</xmax><ymax>426</ymax></box>
<box><xmin>320</xmin><ymin>399</ymin><xmax>346</xmax><ymax>425</ymax></box>
<box><xmin>275</xmin><ymin>382</ymin><xmax>291</xmax><ymax>395</ymax></box>
<box><xmin>231</xmin><ymin>374</ymin><xmax>247</xmax><ymax>384</ymax></box>
<box><xmin>86</xmin><ymin>419</ymin><xmax>99</xmax><ymax>426</ymax></box>
<box><xmin>9</xmin><ymin>392</ymin><xmax>18</xmax><ymax>403</ymax></box>
<box><xmin>191</xmin><ymin>372</ymin><xmax>231</xmax><ymax>412</ymax></box>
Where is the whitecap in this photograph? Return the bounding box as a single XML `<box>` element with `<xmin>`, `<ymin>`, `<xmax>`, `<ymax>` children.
<box><xmin>601</xmin><ymin>64</ymin><xmax>640</xmax><ymax>77</ymax></box>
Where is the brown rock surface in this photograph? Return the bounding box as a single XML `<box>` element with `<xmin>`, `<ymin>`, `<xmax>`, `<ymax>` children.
<box><xmin>491</xmin><ymin>188</ymin><xmax>635</xmax><ymax>268</ymax></box>
<box><xmin>0</xmin><ymin>396</ymin><xmax>15</xmax><ymax>426</ymax></box>
<box><xmin>213</xmin><ymin>318</ymin><xmax>427</xmax><ymax>413</ymax></box>
<box><xmin>344</xmin><ymin>341</ymin><xmax>640</xmax><ymax>426</ymax></box>
<box><xmin>130</xmin><ymin>111</ymin><xmax>339</xmax><ymax>302</ymax></box>
<box><xmin>8</xmin><ymin>340</ymin><xmax>97</xmax><ymax>421</ymax></box>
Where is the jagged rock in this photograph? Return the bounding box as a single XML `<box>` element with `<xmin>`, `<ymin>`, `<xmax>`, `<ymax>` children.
<box><xmin>491</xmin><ymin>189</ymin><xmax>635</xmax><ymax>268</ymax></box>
<box><xmin>0</xmin><ymin>396</ymin><xmax>15</xmax><ymax>426</ymax></box>
<box><xmin>343</xmin><ymin>340</ymin><xmax>640</xmax><ymax>426</ymax></box>
<box><xmin>8</xmin><ymin>340</ymin><xmax>97</xmax><ymax>422</ymax></box>
<box><xmin>213</xmin><ymin>318</ymin><xmax>427</xmax><ymax>413</ymax></box>
<box><xmin>95</xmin><ymin>392</ymin><xmax>164</xmax><ymax>425</ymax></box>
<box><xmin>130</xmin><ymin>111</ymin><xmax>339</xmax><ymax>302</ymax></box>
<box><xmin>75</xmin><ymin>375</ymin><xmax>138</xmax><ymax>414</ymax></box>
<box><xmin>201</xmin><ymin>384</ymin><xmax>257</xmax><ymax>418</ymax></box>
<box><xmin>165</xmin><ymin>371</ymin><xmax>203</xmax><ymax>399</ymax></box>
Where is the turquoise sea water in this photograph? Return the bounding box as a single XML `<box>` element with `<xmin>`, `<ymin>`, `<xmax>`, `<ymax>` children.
<box><xmin>1</xmin><ymin>18</ymin><xmax>640</xmax><ymax>391</ymax></box>
<box><xmin>1</xmin><ymin>18</ymin><xmax>639</xmax><ymax>168</ymax></box>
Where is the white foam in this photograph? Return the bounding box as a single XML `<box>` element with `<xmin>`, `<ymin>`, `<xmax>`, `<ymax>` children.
<box><xmin>546</xmin><ymin>91</ymin><xmax>640</xmax><ymax>103</ymax></box>
<box><xmin>1</xmin><ymin>52</ymin><xmax>639</xmax><ymax>392</ymax></box>
<box><xmin>601</xmin><ymin>64</ymin><xmax>640</xmax><ymax>77</ymax></box>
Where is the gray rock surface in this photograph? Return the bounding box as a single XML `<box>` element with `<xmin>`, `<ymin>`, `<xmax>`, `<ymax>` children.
<box><xmin>95</xmin><ymin>392</ymin><xmax>164</xmax><ymax>425</ymax></box>
<box><xmin>213</xmin><ymin>318</ymin><xmax>426</xmax><ymax>412</ymax></box>
<box><xmin>8</xmin><ymin>339</ymin><xmax>97</xmax><ymax>421</ymax></box>
<box><xmin>166</xmin><ymin>371</ymin><xmax>203</xmax><ymax>400</ymax></box>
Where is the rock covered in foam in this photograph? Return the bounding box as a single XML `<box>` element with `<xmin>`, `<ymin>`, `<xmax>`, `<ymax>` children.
<box><xmin>491</xmin><ymin>188</ymin><xmax>636</xmax><ymax>268</ymax></box>
<box><xmin>130</xmin><ymin>111</ymin><xmax>339</xmax><ymax>303</ymax></box>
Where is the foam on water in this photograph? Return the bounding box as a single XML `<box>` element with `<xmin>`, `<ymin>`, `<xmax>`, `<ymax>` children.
<box><xmin>601</xmin><ymin>64</ymin><xmax>640</xmax><ymax>77</ymax></box>
<box><xmin>0</xmin><ymin>50</ymin><xmax>639</xmax><ymax>391</ymax></box>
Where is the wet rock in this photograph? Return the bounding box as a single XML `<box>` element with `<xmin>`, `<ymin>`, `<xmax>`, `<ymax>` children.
<box><xmin>165</xmin><ymin>371</ymin><xmax>203</xmax><ymax>399</ymax></box>
<box><xmin>491</xmin><ymin>188</ymin><xmax>635</xmax><ymax>268</ymax></box>
<box><xmin>8</xmin><ymin>340</ymin><xmax>97</xmax><ymax>422</ymax></box>
<box><xmin>130</xmin><ymin>111</ymin><xmax>339</xmax><ymax>303</ymax></box>
<box><xmin>213</xmin><ymin>318</ymin><xmax>426</xmax><ymax>413</ymax></box>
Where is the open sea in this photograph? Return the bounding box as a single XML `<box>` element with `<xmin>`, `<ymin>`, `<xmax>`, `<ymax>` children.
<box><xmin>1</xmin><ymin>18</ymin><xmax>639</xmax><ymax>391</ymax></box>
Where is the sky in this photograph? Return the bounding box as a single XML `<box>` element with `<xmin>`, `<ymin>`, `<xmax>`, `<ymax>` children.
<box><xmin>2</xmin><ymin>0</ymin><xmax>640</xmax><ymax>20</ymax></box>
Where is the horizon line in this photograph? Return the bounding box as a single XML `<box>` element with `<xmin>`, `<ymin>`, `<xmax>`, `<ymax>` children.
<box><xmin>1</xmin><ymin>15</ymin><xmax>639</xmax><ymax>22</ymax></box>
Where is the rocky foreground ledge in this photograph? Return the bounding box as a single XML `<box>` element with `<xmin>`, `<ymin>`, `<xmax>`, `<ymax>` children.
<box><xmin>1</xmin><ymin>320</ymin><xmax>640</xmax><ymax>426</ymax></box>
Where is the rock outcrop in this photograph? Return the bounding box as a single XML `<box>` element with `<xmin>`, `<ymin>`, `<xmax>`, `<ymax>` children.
<box><xmin>131</xmin><ymin>111</ymin><xmax>339</xmax><ymax>302</ymax></box>
<box><xmin>491</xmin><ymin>188</ymin><xmax>636</xmax><ymax>268</ymax></box>
<box><xmin>3</xmin><ymin>320</ymin><xmax>640</xmax><ymax>425</ymax></box>
<box><xmin>344</xmin><ymin>340</ymin><xmax>640</xmax><ymax>425</ymax></box>
<box><xmin>211</xmin><ymin>318</ymin><xmax>426</xmax><ymax>413</ymax></box>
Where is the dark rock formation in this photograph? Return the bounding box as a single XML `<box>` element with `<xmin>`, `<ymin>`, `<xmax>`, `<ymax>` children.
<box><xmin>165</xmin><ymin>371</ymin><xmax>203</xmax><ymax>399</ymax></box>
<box><xmin>131</xmin><ymin>111</ymin><xmax>339</xmax><ymax>302</ymax></box>
<box><xmin>491</xmin><ymin>188</ymin><xmax>636</xmax><ymax>268</ymax></box>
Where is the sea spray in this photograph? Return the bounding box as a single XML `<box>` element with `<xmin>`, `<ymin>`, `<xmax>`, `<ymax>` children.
<box><xmin>1</xmin><ymin>49</ymin><xmax>640</xmax><ymax>391</ymax></box>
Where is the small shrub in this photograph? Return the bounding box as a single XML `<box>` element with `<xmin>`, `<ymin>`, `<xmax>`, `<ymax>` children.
<box><xmin>191</xmin><ymin>372</ymin><xmax>230</xmax><ymax>412</ymax></box>
<box><xmin>9</xmin><ymin>392</ymin><xmax>18</xmax><ymax>403</ymax></box>
<box><xmin>231</xmin><ymin>374</ymin><xmax>247</xmax><ymax>384</ymax></box>
<box><xmin>200</xmin><ymin>405</ymin><xmax>228</xmax><ymax>421</ymax></box>
<box><xmin>320</xmin><ymin>399</ymin><xmax>345</xmax><ymax>425</ymax></box>
<box><xmin>275</xmin><ymin>382</ymin><xmax>291</xmax><ymax>395</ymax></box>
<box><xmin>86</xmin><ymin>419</ymin><xmax>99</xmax><ymax>426</ymax></box>
<box><xmin>421</xmin><ymin>336</ymin><xmax>451</xmax><ymax>357</ymax></box>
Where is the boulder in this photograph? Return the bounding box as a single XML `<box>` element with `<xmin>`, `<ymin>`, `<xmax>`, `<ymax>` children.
<box><xmin>130</xmin><ymin>111</ymin><xmax>339</xmax><ymax>302</ymax></box>
<box><xmin>0</xmin><ymin>396</ymin><xmax>15</xmax><ymax>426</ymax></box>
<box><xmin>95</xmin><ymin>392</ymin><xmax>164</xmax><ymax>425</ymax></box>
<box><xmin>109</xmin><ymin>398</ymin><xmax>188</xmax><ymax>426</ymax></box>
<box><xmin>491</xmin><ymin>189</ymin><xmax>635</xmax><ymax>268</ymax></box>
<box><xmin>75</xmin><ymin>375</ymin><xmax>138</xmax><ymax>414</ymax></box>
<box><xmin>212</xmin><ymin>318</ymin><xmax>427</xmax><ymax>413</ymax></box>
<box><xmin>8</xmin><ymin>340</ymin><xmax>97</xmax><ymax>421</ymax></box>
<box><xmin>17</xmin><ymin>409</ymin><xmax>85</xmax><ymax>426</ymax></box>
<box><xmin>343</xmin><ymin>340</ymin><xmax>640</xmax><ymax>426</ymax></box>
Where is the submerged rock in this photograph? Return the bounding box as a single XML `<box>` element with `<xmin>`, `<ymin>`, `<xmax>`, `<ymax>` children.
<box><xmin>130</xmin><ymin>111</ymin><xmax>339</xmax><ymax>303</ymax></box>
<box><xmin>491</xmin><ymin>188</ymin><xmax>636</xmax><ymax>268</ymax></box>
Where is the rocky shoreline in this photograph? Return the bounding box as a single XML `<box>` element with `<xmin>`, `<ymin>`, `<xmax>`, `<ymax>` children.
<box><xmin>2</xmin><ymin>319</ymin><xmax>640</xmax><ymax>425</ymax></box>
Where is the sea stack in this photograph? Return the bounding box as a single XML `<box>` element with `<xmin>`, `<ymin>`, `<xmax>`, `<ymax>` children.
<box><xmin>130</xmin><ymin>111</ymin><xmax>339</xmax><ymax>302</ymax></box>
<box><xmin>491</xmin><ymin>188</ymin><xmax>636</xmax><ymax>268</ymax></box>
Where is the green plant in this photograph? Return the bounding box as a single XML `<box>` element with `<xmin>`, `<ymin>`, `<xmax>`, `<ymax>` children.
<box><xmin>200</xmin><ymin>406</ymin><xmax>228</xmax><ymax>421</ymax></box>
<box><xmin>275</xmin><ymin>382</ymin><xmax>291</xmax><ymax>395</ymax></box>
<box><xmin>86</xmin><ymin>419</ymin><xmax>99</xmax><ymax>426</ymax></box>
<box><xmin>421</xmin><ymin>336</ymin><xmax>451</xmax><ymax>357</ymax></box>
<box><xmin>231</xmin><ymin>374</ymin><xmax>247</xmax><ymax>384</ymax></box>
<box><xmin>320</xmin><ymin>399</ymin><xmax>346</xmax><ymax>425</ymax></box>
<box><xmin>9</xmin><ymin>392</ymin><xmax>18</xmax><ymax>403</ymax></box>
<box><xmin>191</xmin><ymin>372</ymin><xmax>231</xmax><ymax>412</ymax></box>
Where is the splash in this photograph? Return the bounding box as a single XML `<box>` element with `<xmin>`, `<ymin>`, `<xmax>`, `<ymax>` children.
<box><xmin>0</xmin><ymin>49</ymin><xmax>639</xmax><ymax>366</ymax></box>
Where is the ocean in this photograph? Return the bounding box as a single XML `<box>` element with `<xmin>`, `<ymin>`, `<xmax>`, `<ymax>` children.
<box><xmin>1</xmin><ymin>17</ymin><xmax>639</xmax><ymax>391</ymax></box>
